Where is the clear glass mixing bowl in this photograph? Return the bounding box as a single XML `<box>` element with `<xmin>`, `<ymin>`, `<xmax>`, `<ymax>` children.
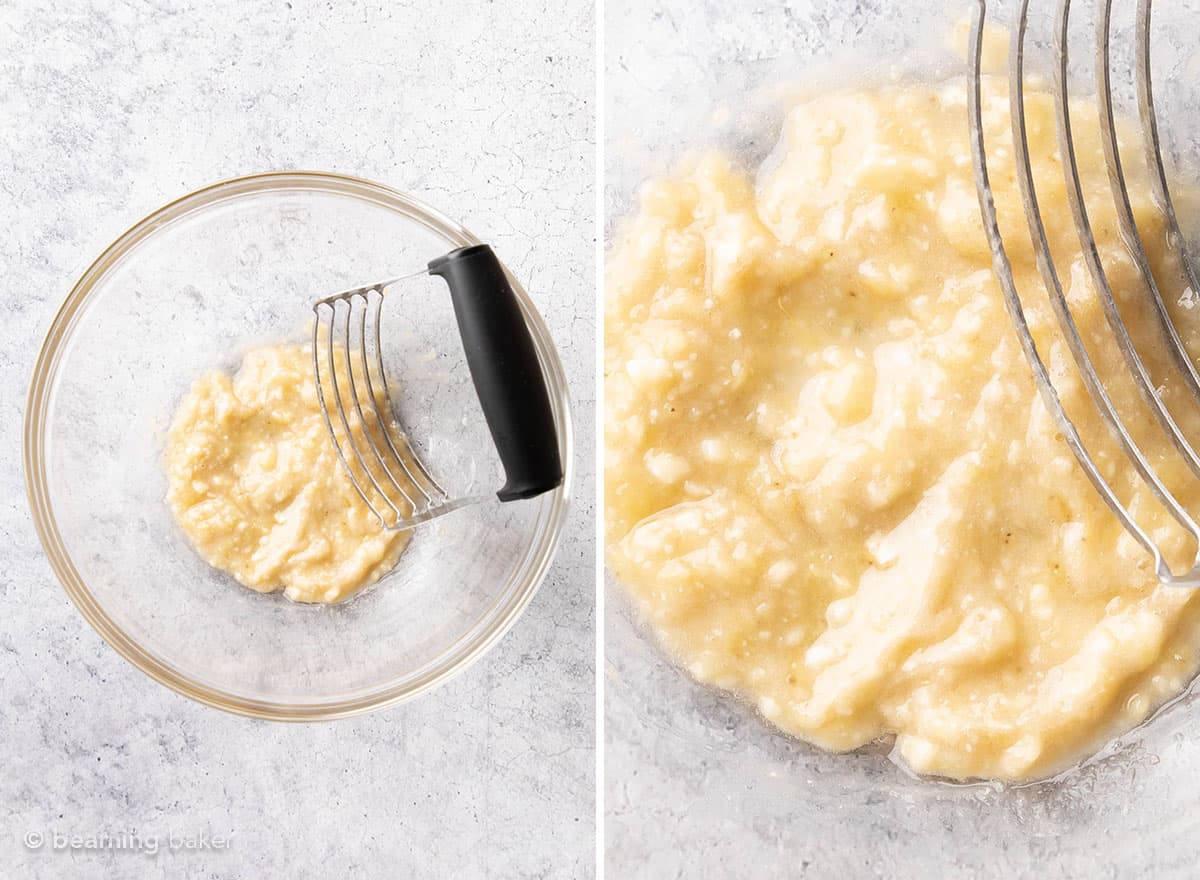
<box><xmin>25</xmin><ymin>171</ymin><xmax>572</xmax><ymax>719</ymax></box>
<box><xmin>606</xmin><ymin>0</ymin><xmax>1200</xmax><ymax>873</ymax></box>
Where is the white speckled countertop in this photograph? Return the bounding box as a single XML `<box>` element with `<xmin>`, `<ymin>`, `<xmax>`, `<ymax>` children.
<box><xmin>0</xmin><ymin>1</ymin><xmax>594</xmax><ymax>877</ymax></box>
<box><xmin>606</xmin><ymin>1</ymin><xmax>1200</xmax><ymax>877</ymax></box>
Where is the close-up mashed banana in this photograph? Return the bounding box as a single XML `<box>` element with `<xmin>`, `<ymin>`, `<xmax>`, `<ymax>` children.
<box><xmin>605</xmin><ymin>75</ymin><xmax>1200</xmax><ymax>781</ymax></box>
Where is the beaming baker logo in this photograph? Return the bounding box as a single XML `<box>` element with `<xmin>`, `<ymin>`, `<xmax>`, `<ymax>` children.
<box><xmin>23</xmin><ymin>828</ymin><xmax>233</xmax><ymax>855</ymax></box>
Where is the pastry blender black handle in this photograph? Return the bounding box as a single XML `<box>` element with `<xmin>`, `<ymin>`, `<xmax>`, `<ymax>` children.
<box><xmin>428</xmin><ymin>244</ymin><xmax>564</xmax><ymax>502</ymax></box>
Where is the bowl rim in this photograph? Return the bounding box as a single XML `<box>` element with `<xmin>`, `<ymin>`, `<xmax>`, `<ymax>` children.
<box><xmin>23</xmin><ymin>169</ymin><xmax>574</xmax><ymax>720</ymax></box>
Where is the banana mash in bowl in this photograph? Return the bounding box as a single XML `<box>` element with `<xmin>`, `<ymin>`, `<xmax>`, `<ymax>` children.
<box><xmin>164</xmin><ymin>344</ymin><xmax>412</xmax><ymax>605</ymax></box>
<box><xmin>26</xmin><ymin>173</ymin><xmax>571</xmax><ymax>718</ymax></box>
<box><xmin>605</xmin><ymin>71</ymin><xmax>1200</xmax><ymax>781</ymax></box>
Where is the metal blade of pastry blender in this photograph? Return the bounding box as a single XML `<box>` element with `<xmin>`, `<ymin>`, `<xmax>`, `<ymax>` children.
<box><xmin>311</xmin><ymin>244</ymin><xmax>564</xmax><ymax>532</ymax></box>
<box><xmin>967</xmin><ymin>0</ymin><xmax>1200</xmax><ymax>585</ymax></box>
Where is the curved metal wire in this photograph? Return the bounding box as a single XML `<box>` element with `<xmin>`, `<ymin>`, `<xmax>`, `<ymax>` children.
<box><xmin>312</xmin><ymin>280</ymin><xmax>462</xmax><ymax>532</ymax></box>
<box><xmin>1060</xmin><ymin>0</ymin><xmax>1200</xmax><ymax>481</ymax></box>
<box><xmin>1095</xmin><ymin>0</ymin><xmax>1200</xmax><ymax>409</ymax></box>
<box><xmin>1136</xmin><ymin>0</ymin><xmax>1200</xmax><ymax>313</ymax></box>
<box><xmin>362</xmin><ymin>289</ymin><xmax>447</xmax><ymax>502</ymax></box>
<box><xmin>968</xmin><ymin>0</ymin><xmax>1200</xmax><ymax>586</ymax></box>
<box><xmin>312</xmin><ymin>306</ymin><xmax>382</xmax><ymax>523</ymax></box>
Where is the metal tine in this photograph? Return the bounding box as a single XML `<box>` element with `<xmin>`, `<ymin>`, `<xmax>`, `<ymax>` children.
<box><xmin>1136</xmin><ymin>0</ymin><xmax>1200</xmax><ymax>322</ymax></box>
<box><xmin>312</xmin><ymin>304</ymin><xmax>392</xmax><ymax>528</ymax></box>
<box><xmin>1012</xmin><ymin>0</ymin><xmax>1193</xmax><ymax>541</ymax></box>
<box><xmin>1023</xmin><ymin>0</ymin><xmax>1200</xmax><ymax>545</ymax></box>
<box><xmin>338</xmin><ymin>292</ymin><xmax>421</xmax><ymax>518</ymax></box>
<box><xmin>1095</xmin><ymin>0</ymin><xmax>1200</xmax><ymax>408</ymax></box>
<box><xmin>969</xmin><ymin>0</ymin><xmax>1200</xmax><ymax>586</ymax></box>
<box><xmin>356</xmin><ymin>291</ymin><xmax>445</xmax><ymax>504</ymax></box>
<box><xmin>365</xmin><ymin>287</ymin><xmax>449</xmax><ymax>501</ymax></box>
<box><xmin>324</xmin><ymin>298</ymin><xmax>407</xmax><ymax>527</ymax></box>
<box><xmin>345</xmin><ymin>288</ymin><xmax>435</xmax><ymax>512</ymax></box>
<box><xmin>1052</xmin><ymin>0</ymin><xmax>1200</xmax><ymax>483</ymax></box>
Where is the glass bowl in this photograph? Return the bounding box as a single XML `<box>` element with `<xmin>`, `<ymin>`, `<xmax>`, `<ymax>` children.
<box><xmin>25</xmin><ymin>171</ymin><xmax>572</xmax><ymax>719</ymax></box>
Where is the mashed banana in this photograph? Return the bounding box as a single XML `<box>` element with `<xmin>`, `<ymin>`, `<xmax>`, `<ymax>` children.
<box><xmin>165</xmin><ymin>345</ymin><xmax>410</xmax><ymax>604</ymax></box>
<box><xmin>605</xmin><ymin>78</ymin><xmax>1200</xmax><ymax>780</ymax></box>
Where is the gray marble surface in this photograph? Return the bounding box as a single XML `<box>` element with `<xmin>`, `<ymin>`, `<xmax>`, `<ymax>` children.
<box><xmin>605</xmin><ymin>1</ymin><xmax>1200</xmax><ymax>878</ymax></box>
<box><xmin>0</xmin><ymin>1</ymin><xmax>594</xmax><ymax>877</ymax></box>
